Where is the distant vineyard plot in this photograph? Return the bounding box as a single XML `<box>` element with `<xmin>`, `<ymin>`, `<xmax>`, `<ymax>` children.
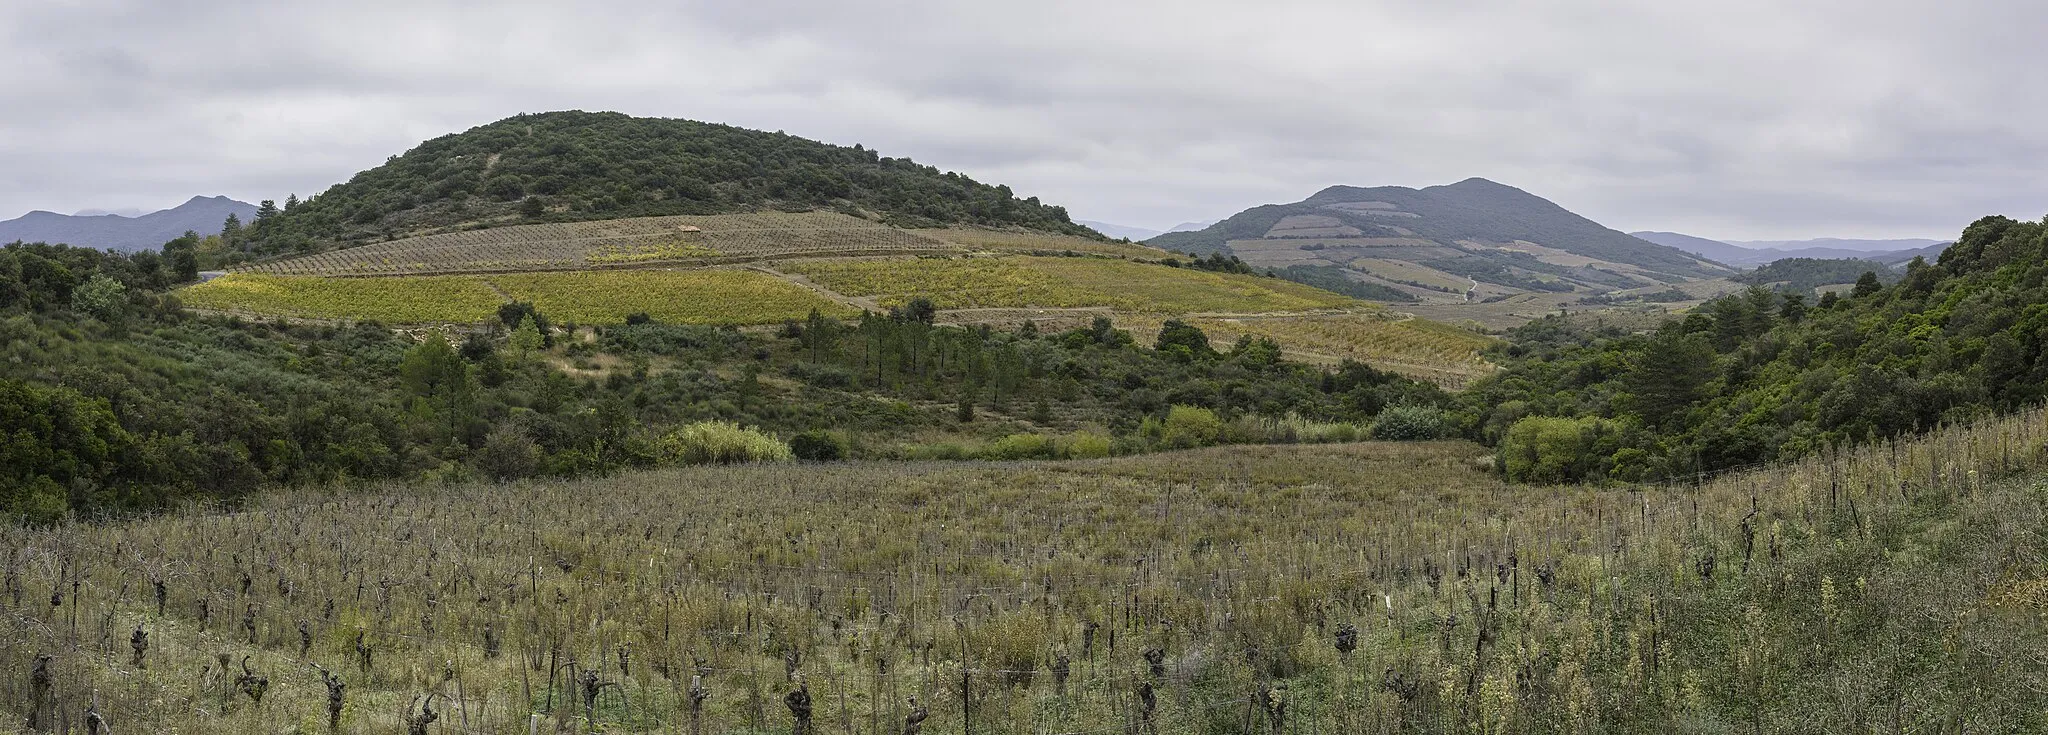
<box><xmin>492</xmin><ymin>269</ymin><xmax>859</xmax><ymax>325</ymax></box>
<box><xmin>924</xmin><ymin>227</ymin><xmax>1170</xmax><ymax>259</ymax></box>
<box><xmin>786</xmin><ymin>255</ymin><xmax>1361</xmax><ymax>313</ymax></box>
<box><xmin>239</xmin><ymin>212</ymin><xmax>959</xmax><ymax>276</ymax></box>
<box><xmin>178</xmin><ymin>273</ymin><xmax>506</xmax><ymax>323</ymax></box>
<box><xmin>182</xmin><ymin>269</ymin><xmax>857</xmax><ymax>326</ymax></box>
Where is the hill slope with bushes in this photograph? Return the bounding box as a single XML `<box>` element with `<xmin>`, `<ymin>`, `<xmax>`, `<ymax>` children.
<box><xmin>1467</xmin><ymin>214</ymin><xmax>2048</xmax><ymax>483</ymax></box>
<box><xmin>227</xmin><ymin>110</ymin><xmax>1097</xmax><ymax>259</ymax></box>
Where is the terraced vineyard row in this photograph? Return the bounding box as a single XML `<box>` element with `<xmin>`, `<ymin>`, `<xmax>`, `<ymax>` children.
<box><xmin>240</xmin><ymin>212</ymin><xmax>960</xmax><ymax>276</ymax></box>
<box><xmin>492</xmin><ymin>270</ymin><xmax>861</xmax><ymax>324</ymax></box>
<box><xmin>180</xmin><ymin>271</ymin><xmax>856</xmax><ymax>326</ymax></box>
<box><xmin>785</xmin><ymin>255</ymin><xmax>1361</xmax><ymax>313</ymax></box>
<box><xmin>177</xmin><ymin>273</ymin><xmax>507</xmax><ymax>323</ymax></box>
<box><xmin>924</xmin><ymin>226</ymin><xmax>1170</xmax><ymax>258</ymax></box>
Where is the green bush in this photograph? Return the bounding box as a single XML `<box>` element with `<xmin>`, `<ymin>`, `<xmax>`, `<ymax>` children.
<box><xmin>1369</xmin><ymin>405</ymin><xmax>1448</xmax><ymax>441</ymax></box>
<box><xmin>474</xmin><ymin>425</ymin><xmax>541</xmax><ymax>481</ymax></box>
<box><xmin>789</xmin><ymin>430</ymin><xmax>847</xmax><ymax>462</ymax></box>
<box><xmin>1160</xmin><ymin>405</ymin><xmax>1224</xmax><ymax>449</ymax></box>
<box><xmin>1498</xmin><ymin>415</ymin><xmax>1620</xmax><ymax>483</ymax></box>
<box><xmin>985</xmin><ymin>433</ymin><xmax>1058</xmax><ymax>460</ymax></box>
<box><xmin>1060</xmin><ymin>431</ymin><xmax>1115</xmax><ymax>459</ymax></box>
<box><xmin>659</xmin><ymin>421</ymin><xmax>793</xmax><ymax>465</ymax></box>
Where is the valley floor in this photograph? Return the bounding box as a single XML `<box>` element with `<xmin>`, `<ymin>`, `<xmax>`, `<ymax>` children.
<box><xmin>5</xmin><ymin>421</ymin><xmax>2048</xmax><ymax>733</ymax></box>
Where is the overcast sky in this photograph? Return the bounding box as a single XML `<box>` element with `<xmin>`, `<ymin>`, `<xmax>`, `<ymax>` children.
<box><xmin>3</xmin><ymin>0</ymin><xmax>2043</xmax><ymax>240</ymax></box>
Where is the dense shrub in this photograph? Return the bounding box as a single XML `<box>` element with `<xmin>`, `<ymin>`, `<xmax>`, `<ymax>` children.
<box><xmin>474</xmin><ymin>425</ymin><xmax>541</xmax><ymax>481</ymax></box>
<box><xmin>1059</xmin><ymin>431</ymin><xmax>1115</xmax><ymax>459</ymax></box>
<box><xmin>788</xmin><ymin>430</ymin><xmax>847</xmax><ymax>462</ymax></box>
<box><xmin>1498</xmin><ymin>415</ymin><xmax>1620</xmax><ymax>484</ymax></box>
<box><xmin>1369</xmin><ymin>405</ymin><xmax>1448</xmax><ymax>441</ymax></box>
<box><xmin>1156</xmin><ymin>405</ymin><xmax>1224</xmax><ymax>449</ymax></box>
<box><xmin>660</xmin><ymin>421</ymin><xmax>793</xmax><ymax>465</ymax></box>
<box><xmin>985</xmin><ymin>433</ymin><xmax>1058</xmax><ymax>460</ymax></box>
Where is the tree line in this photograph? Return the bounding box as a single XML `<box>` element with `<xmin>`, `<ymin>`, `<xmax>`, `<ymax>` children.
<box><xmin>1</xmin><ymin>238</ymin><xmax>1452</xmax><ymax>523</ymax></box>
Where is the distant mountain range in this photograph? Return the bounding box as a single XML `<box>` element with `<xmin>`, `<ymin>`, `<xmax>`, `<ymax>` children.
<box><xmin>0</xmin><ymin>196</ymin><xmax>256</xmax><ymax>251</ymax></box>
<box><xmin>1631</xmin><ymin>232</ymin><xmax>1952</xmax><ymax>268</ymax></box>
<box><xmin>1076</xmin><ymin>220</ymin><xmax>1164</xmax><ymax>241</ymax></box>
<box><xmin>1145</xmin><ymin>178</ymin><xmax>1729</xmax><ymax>304</ymax></box>
<box><xmin>1077</xmin><ymin>219</ymin><xmax>1216</xmax><ymax>242</ymax></box>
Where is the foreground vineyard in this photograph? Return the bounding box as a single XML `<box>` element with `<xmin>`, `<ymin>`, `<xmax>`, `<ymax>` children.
<box><xmin>6</xmin><ymin>412</ymin><xmax>2048</xmax><ymax>733</ymax></box>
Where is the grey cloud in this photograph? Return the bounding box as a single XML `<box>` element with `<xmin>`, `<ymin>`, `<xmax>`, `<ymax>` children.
<box><xmin>2</xmin><ymin>0</ymin><xmax>2042</xmax><ymax>239</ymax></box>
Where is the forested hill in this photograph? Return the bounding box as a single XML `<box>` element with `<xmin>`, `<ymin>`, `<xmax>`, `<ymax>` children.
<box><xmin>1466</xmin><ymin>214</ymin><xmax>2048</xmax><ymax>483</ymax></box>
<box><xmin>229</xmin><ymin>111</ymin><xmax>1097</xmax><ymax>258</ymax></box>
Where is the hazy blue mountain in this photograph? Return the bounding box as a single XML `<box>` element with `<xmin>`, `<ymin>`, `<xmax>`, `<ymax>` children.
<box><xmin>73</xmin><ymin>207</ymin><xmax>148</xmax><ymax>217</ymax></box>
<box><xmin>0</xmin><ymin>196</ymin><xmax>257</xmax><ymax>251</ymax></box>
<box><xmin>1873</xmin><ymin>241</ymin><xmax>1952</xmax><ymax>266</ymax></box>
<box><xmin>1727</xmin><ymin>237</ymin><xmax>1947</xmax><ymax>252</ymax></box>
<box><xmin>1629</xmin><ymin>231</ymin><xmax>1760</xmax><ymax>266</ymax></box>
<box><xmin>1165</xmin><ymin>220</ymin><xmax>1217</xmax><ymax>233</ymax></box>
<box><xmin>1076</xmin><ymin>220</ymin><xmax>1164</xmax><ymax>241</ymax></box>
<box><xmin>1632</xmin><ymin>231</ymin><xmax>1953</xmax><ymax>268</ymax></box>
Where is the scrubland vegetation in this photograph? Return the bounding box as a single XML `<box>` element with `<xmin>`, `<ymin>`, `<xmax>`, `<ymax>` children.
<box><xmin>1467</xmin><ymin>215</ymin><xmax>2048</xmax><ymax>483</ymax></box>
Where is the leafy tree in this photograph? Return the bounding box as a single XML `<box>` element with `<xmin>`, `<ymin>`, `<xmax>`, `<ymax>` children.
<box><xmin>509</xmin><ymin>316</ymin><xmax>544</xmax><ymax>356</ymax></box>
<box><xmin>71</xmin><ymin>274</ymin><xmax>126</xmax><ymax>321</ymax></box>
<box><xmin>1779</xmin><ymin>293</ymin><xmax>1807</xmax><ymax>323</ymax></box>
<box><xmin>161</xmin><ymin>233</ymin><xmax>200</xmax><ymax>283</ymax></box>
<box><xmin>0</xmin><ymin>379</ymin><xmax>131</xmax><ymax>523</ymax></box>
<box><xmin>1154</xmin><ymin>319</ymin><xmax>1214</xmax><ymax>361</ymax></box>
<box><xmin>1852</xmin><ymin>270</ymin><xmax>1883</xmax><ymax>297</ymax></box>
<box><xmin>399</xmin><ymin>333</ymin><xmax>471</xmax><ymax>400</ymax></box>
<box><xmin>1624</xmin><ymin>331</ymin><xmax>1716</xmax><ymax>427</ymax></box>
<box><xmin>893</xmin><ymin>297</ymin><xmax>937</xmax><ymax>325</ymax></box>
